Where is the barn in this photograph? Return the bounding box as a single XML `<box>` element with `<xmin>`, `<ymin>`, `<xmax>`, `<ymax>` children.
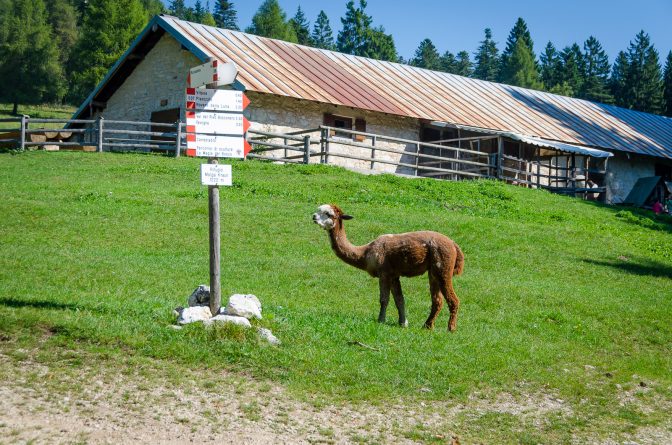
<box><xmin>72</xmin><ymin>14</ymin><xmax>672</xmax><ymax>205</ymax></box>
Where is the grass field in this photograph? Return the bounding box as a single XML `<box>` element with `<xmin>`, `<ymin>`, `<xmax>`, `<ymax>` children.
<box><xmin>1</xmin><ymin>151</ymin><xmax>671</xmax><ymax>443</ymax></box>
<box><xmin>0</xmin><ymin>103</ymin><xmax>76</xmax><ymax>130</ymax></box>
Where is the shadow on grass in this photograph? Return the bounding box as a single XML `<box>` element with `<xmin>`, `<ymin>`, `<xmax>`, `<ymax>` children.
<box><xmin>583</xmin><ymin>258</ymin><xmax>672</xmax><ymax>279</ymax></box>
<box><xmin>0</xmin><ymin>297</ymin><xmax>83</xmax><ymax>311</ymax></box>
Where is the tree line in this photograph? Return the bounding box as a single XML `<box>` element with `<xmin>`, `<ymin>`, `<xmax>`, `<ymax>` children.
<box><xmin>1</xmin><ymin>0</ymin><xmax>671</xmax><ymax>118</ymax></box>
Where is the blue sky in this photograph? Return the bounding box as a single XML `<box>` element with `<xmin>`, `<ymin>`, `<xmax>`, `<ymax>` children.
<box><xmin>173</xmin><ymin>0</ymin><xmax>672</xmax><ymax>64</ymax></box>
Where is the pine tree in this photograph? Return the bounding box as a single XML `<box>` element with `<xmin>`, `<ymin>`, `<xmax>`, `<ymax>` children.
<box><xmin>363</xmin><ymin>26</ymin><xmax>397</xmax><ymax>62</ymax></box>
<box><xmin>168</xmin><ymin>0</ymin><xmax>187</xmax><ymax>19</ymax></box>
<box><xmin>66</xmin><ymin>0</ymin><xmax>146</xmax><ymax>103</ymax></box>
<box><xmin>289</xmin><ymin>6</ymin><xmax>312</xmax><ymax>46</ymax></box>
<box><xmin>440</xmin><ymin>51</ymin><xmax>457</xmax><ymax>73</ymax></box>
<box><xmin>540</xmin><ymin>41</ymin><xmax>561</xmax><ymax>90</ymax></box>
<box><xmin>337</xmin><ymin>0</ymin><xmax>372</xmax><ymax>56</ymax></box>
<box><xmin>623</xmin><ymin>31</ymin><xmax>664</xmax><ymax>114</ymax></box>
<box><xmin>663</xmin><ymin>51</ymin><xmax>672</xmax><ymax>117</ymax></box>
<box><xmin>410</xmin><ymin>38</ymin><xmax>441</xmax><ymax>70</ymax></box>
<box><xmin>45</xmin><ymin>0</ymin><xmax>78</xmax><ymax>66</ymax></box>
<box><xmin>558</xmin><ymin>44</ymin><xmax>585</xmax><ymax>97</ymax></box>
<box><xmin>0</xmin><ymin>0</ymin><xmax>64</xmax><ymax>113</ymax></box>
<box><xmin>580</xmin><ymin>36</ymin><xmax>613</xmax><ymax>104</ymax></box>
<box><xmin>611</xmin><ymin>51</ymin><xmax>629</xmax><ymax>107</ymax></box>
<box><xmin>508</xmin><ymin>39</ymin><xmax>543</xmax><ymax>90</ymax></box>
<box><xmin>246</xmin><ymin>0</ymin><xmax>297</xmax><ymax>42</ymax></box>
<box><xmin>311</xmin><ymin>10</ymin><xmax>334</xmax><ymax>50</ymax></box>
<box><xmin>193</xmin><ymin>0</ymin><xmax>204</xmax><ymax>22</ymax></box>
<box><xmin>499</xmin><ymin>17</ymin><xmax>538</xmax><ymax>85</ymax></box>
<box><xmin>455</xmin><ymin>51</ymin><xmax>473</xmax><ymax>77</ymax></box>
<box><xmin>213</xmin><ymin>0</ymin><xmax>238</xmax><ymax>30</ymax></box>
<box><xmin>140</xmin><ymin>0</ymin><xmax>164</xmax><ymax>18</ymax></box>
<box><xmin>473</xmin><ymin>28</ymin><xmax>499</xmax><ymax>81</ymax></box>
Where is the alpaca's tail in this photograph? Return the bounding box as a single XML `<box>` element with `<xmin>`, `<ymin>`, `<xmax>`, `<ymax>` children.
<box><xmin>453</xmin><ymin>243</ymin><xmax>464</xmax><ymax>276</ymax></box>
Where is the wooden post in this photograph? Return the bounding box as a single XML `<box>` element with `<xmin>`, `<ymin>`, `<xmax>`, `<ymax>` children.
<box><xmin>370</xmin><ymin>135</ymin><xmax>376</xmax><ymax>170</ymax></box>
<box><xmin>97</xmin><ymin>116</ymin><xmax>104</xmax><ymax>153</ymax></box>
<box><xmin>324</xmin><ymin>128</ymin><xmax>330</xmax><ymax>164</ymax></box>
<box><xmin>303</xmin><ymin>135</ymin><xmax>310</xmax><ymax>164</ymax></box>
<box><xmin>415</xmin><ymin>142</ymin><xmax>420</xmax><ymax>176</ymax></box>
<box><xmin>283</xmin><ymin>137</ymin><xmax>288</xmax><ymax>160</ymax></box>
<box><xmin>496</xmin><ymin>136</ymin><xmax>503</xmax><ymax>179</ymax></box>
<box><xmin>175</xmin><ymin>120</ymin><xmax>182</xmax><ymax>158</ymax></box>
<box><xmin>208</xmin><ymin>158</ymin><xmax>221</xmax><ymax>316</ymax></box>
<box><xmin>19</xmin><ymin>115</ymin><xmax>27</xmax><ymax>151</ymax></box>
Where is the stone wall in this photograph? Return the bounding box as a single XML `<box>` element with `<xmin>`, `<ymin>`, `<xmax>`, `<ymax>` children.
<box><xmin>605</xmin><ymin>152</ymin><xmax>656</xmax><ymax>204</ymax></box>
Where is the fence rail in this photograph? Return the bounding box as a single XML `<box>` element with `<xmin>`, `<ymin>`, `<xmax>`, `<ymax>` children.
<box><xmin>1</xmin><ymin>116</ymin><xmax>606</xmax><ymax>199</ymax></box>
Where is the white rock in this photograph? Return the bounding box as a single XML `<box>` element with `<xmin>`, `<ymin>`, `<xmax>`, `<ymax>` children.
<box><xmin>187</xmin><ymin>285</ymin><xmax>210</xmax><ymax>307</ymax></box>
<box><xmin>258</xmin><ymin>328</ymin><xmax>280</xmax><ymax>345</ymax></box>
<box><xmin>226</xmin><ymin>294</ymin><xmax>262</xmax><ymax>320</ymax></box>
<box><xmin>177</xmin><ymin>306</ymin><xmax>212</xmax><ymax>324</ymax></box>
<box><xmin>205</xmin><ymin>314</ymin><xmax>251</xmax><ymax>328</ymax></box>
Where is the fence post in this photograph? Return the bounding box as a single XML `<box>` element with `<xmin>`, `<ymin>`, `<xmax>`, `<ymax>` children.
<box><xmin>370</xmin><ymin>135</ymin><xmax>376</xmax><ymax>170</ymax></box>
<box><xmin>415</xmin><ymin>143</ymin><xmax>420</xmax><ymax>176</ymax></box>
<box><xmin>496</xmin><ymin>136</ymin><xmax>503</xmax><ymax>179</ymax></box>
<box><xmin>324</xmin><ymin>128</ymin><xmax>330</xmax><ymax>164</ymax></box>
<box><xmin>19</xmin><ymin>115</ymin><xmax>27</xmax><ymax>151</ymax></box>
<box><xmin>96</xmin><ymin>116</ymin><xmax>104</xmax><ymax>153</ymax></box>
<box><xmin>175</xmin><ymin>120</ymin><xmax>182</xmax><ymax>158</ymax></box>
<box><xmin>303</xmin><ymin>135</ymin><xmax>310</xmax><ymax>164</ymax></box>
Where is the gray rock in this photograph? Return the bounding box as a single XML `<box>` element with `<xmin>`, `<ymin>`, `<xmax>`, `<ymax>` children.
<box><xmin>187</xmin><ymin>285</ymin><xmax>210</xmax><ymax>307</ymax></box>
<box><xmin>204</xmin><ymin>314</ymin><xmax>251</xmax><ymax>328</ymax></box>
<box><xmin>258</xmin><ymin>328</ymin><xmax>280</xmax><ymax>345</ymax></box>
<box><xmin>177</xmin><ymin>306</ymin><xmax>212</xmax><ymax>324</ymax></box>
<box><xmin>226</xmin><ymin>294</ymin><xmax>262</xmax><ymax>320</ymax></box>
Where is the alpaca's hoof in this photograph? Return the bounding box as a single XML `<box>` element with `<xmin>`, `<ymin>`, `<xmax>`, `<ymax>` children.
<box><xmin>399</xmin><ymin>320</ymin><xmax>408</xmax><ymax>328</ymax></box>
<box><xmin>423</xmin><ymin>323</ymin><xmax>434</xmax><ymax>330</ymax></box>
<box><xmin>448</xmin><ymin>325</ymin><xmax>457</xmax><ymax>332</ymax></box>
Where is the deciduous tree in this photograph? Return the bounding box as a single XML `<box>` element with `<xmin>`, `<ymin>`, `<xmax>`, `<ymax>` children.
<box><xmin>246</xmin><ymin>0</ymin><xmax>297</xmax><ymax>43</ymax></box>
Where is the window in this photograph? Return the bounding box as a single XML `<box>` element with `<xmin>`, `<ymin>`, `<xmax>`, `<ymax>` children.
<box><xmin>324</xmin><ymin>113</ymin><xmax>366</xmax><ymax>141</ymax></box>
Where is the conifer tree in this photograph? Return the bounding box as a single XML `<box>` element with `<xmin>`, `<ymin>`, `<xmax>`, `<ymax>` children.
<box><xmin>67</xmin><ymin>0</ymin><xmax>146</xmax><ymax>103</ymax></box>
<box><xmin>473</xmin><ymin>28</ymin><xmax>499</xmax><ymax>81</ymax></box>
<box><xmin>580</xmin><ymin>36</ymin><xmax>613</xmax><ymax>104</ymax></box>
<box><xmin>45</xmin><ymin>0</ymin><xmax>78</xmax><ymax>66</ymax></box>
<box><xmin>540</xmin><ymin>41</ymin><xmax>561</xmax><ymax>90</ymax></box>
<box><xmin>311</xmin><ymin>10</ymin><xmax>334</xmax><ymax>50</ymax></box>
<box><xmin>455</xmin><ymin>51</ymin><xmax>473</xmax><ymax>77</ymax></box>
<box><xmin>410</xmin><ymin>38</ymin><xmax>441</xmax><ymax>70</ymax></box>
<box><xmin>289</xmin><ymin>6</ymin><xmax>312</xmax><ymax>46</ymax></box>
<box><xmin>663</xmin><ymin>51</ymin><xmax>672</xmax><ymax>117</ymax></box>
<box><xmin>0</xmin><ymin>0</ymin><xmax>64</xmax><ymax>113</ymax></box>
<box><xmin>362</xmin><ymin>26</ymin><xmax>397</xmax><ymax>61</ymax></box>
<box><xmin>499</xmin><ymin>17</ymin><xmax>538</xmax><ymax>86</ymax></box>
<box><xmin>610</xmin><ymin>51</ymin><xmax>629</xmax><ymax>107</ymax></box>
<box><xmin>213</xmin><ymin>0</ymin><xmax>239</xmax><ymax>30</ymax></box>
<box><xmin>623</xmin><ymin>31</ymin><xmax>663</xmax><ymax>114</ymax></box>
<box><xmin>246</xmin><ymin>0</ymin><xmax>297</xmax><ymax>43</ymax></box>
<box><xmin>558</xmin><ymin>44</ymin><xmax>585</xmax><ymax>96</ymax></box>
<box><xmin>140</xmin><ymin>0</ymin><xmax>164</xmax><ymax>17</ymax></box>
<box><xmin>168</xmin><ymin>0</ymin><xmax>187</xmax><ymax>19</ymax></box>
<box><xmin>337</xmin><ymin>0</ymin><xmax>372</xmax><ymax>56</ymax></box>
<box><xmin>440</xmin><ymin>51</ymin><xmax>457</xmax><ymax>73</ymax></box>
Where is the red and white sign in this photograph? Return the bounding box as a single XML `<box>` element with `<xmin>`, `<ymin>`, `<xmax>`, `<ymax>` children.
<box><xmin>188</xmin><ymin>60</ymin><xmax>238</xmax><ymax>89</ymax></box>
<box><xmin>201</xmin><ymin>163</ymin><xmax>232</xmax><ymax>186</ymax></box>
<box><xmin>186</xmin><ymin>88</ymin><xmax>250</xmax><ymax>112</ymax></box>
<box><xmin>186</xmin><ymin>133</ymin><xmax>251</xmax><ymax>158</ymax></box>
<box><xmin>185</xmin><ymin>111</ymin><xmax>250</xmax><ymax>135</ymax></box>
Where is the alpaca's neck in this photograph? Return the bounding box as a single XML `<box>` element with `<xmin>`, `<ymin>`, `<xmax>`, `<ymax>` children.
<box><xmin>328</xmin><ymin>225</ymin><xmax>368</xmax><ymax>271</ymax></box>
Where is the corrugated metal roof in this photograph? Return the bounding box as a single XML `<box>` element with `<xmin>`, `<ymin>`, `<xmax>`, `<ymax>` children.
<box><xmin>76</xmin><ymin>15</ymin><xmax>672</xmax><ymax>160</ymax></box>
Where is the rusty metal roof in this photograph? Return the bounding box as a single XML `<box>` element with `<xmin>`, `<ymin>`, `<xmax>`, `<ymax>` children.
<box><xmin>76</xmin><ymin>15</ymin><xmax>672</xmax><ymax>160</ymax></box>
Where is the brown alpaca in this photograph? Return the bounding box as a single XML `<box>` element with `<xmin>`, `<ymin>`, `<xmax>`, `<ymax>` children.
<box><xmin>312</xmin><ymin>204</ymin><xmax>464</xmax><ymax>331</ymax></box>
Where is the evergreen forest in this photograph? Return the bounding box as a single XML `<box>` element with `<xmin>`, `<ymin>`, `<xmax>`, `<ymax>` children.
<box><xmin>1</xmin><ymin>0</ymin><xmax>671</xmax><ymax>117</ymax></box>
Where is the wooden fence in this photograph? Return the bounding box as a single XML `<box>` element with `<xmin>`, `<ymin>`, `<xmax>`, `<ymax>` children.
<box><xmin>0</xmin><ymin>116</ymin><xmax>605</xmax><ymax>198</ymax></box>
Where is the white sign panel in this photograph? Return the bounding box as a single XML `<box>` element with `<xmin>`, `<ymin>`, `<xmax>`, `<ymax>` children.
<box><xmin>188</xmin><ymin>134</ymin><xmax>245</xmax><ymax>158</ymax></box>
<box><xmin>201</xmin><ymin>163</ymin><xmax>232</xmax><ymax>186</ymax></box>
<box><xmin>189</xmin><ymin>60</ymin><xmax>238</xmax><ymax>89</ymax></box>
<box><xmin>185</xmin><ymin>88</ymin><xmax>249</xmax><ymax>112</ymax></box>
<box><xmin>186</xmin><ymin>112</ymin><xmax>249</xmax><ymax>135</ymax></box>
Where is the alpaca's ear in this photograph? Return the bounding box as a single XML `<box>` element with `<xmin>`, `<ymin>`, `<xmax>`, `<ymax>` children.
<box><xmin>341</xmin><ymin>214</ymin><xmax>353</xmax><ymax>220</ymax></box>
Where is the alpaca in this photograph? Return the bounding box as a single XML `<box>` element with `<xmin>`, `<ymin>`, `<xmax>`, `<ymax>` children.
<box><xmin>312</xmin><ymin>204</ymin><xmax>464</xmax><ymax>331</ymax></box>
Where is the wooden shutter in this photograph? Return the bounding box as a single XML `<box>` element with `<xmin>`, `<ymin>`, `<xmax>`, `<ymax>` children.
<box><xmin>323</xmin><ymin>113</ymin><xmax>336</xmax><ymax>136</ymax></box>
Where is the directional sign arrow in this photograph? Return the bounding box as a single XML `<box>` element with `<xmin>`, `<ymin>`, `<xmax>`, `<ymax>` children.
<box><xmin>186</xmin><ymin>112</ymin><xmax>250</xmax><ymax>136</ymax></box>
<box><xmin>185</xmin><ymin>89</ymin><xmax>250</xmax><ymax>112</ymax></box>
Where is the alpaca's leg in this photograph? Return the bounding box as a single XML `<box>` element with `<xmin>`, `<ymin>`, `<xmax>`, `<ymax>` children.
<box><xmin>378</xmin><ymin>276</ymin><xmax>391</xmax><ymax>323</ymax></box>
<box><xmin>390</xmin><ymin>277</ymin><xmax>407</xmax><ymax>327</ymax></box>
<box><xmin>439</xmin><ymin>275</ymin><xmax>460</xmax><ymax>332</ymax></box>
<box><xmin>423</xmin><ymin>275</ymin><xmax>443</xmax><ymax>329</ymax></box>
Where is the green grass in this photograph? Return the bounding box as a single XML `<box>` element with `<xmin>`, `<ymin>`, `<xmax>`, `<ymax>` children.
<box><xmin>0</xmin><ymin>103</ymin><xmax>76</xmax><ymax>130</ymax></box>
<box><xmin>1</xmin><ymin>151</ymin><xmax>671</xmax><ymax>442</ymax></box>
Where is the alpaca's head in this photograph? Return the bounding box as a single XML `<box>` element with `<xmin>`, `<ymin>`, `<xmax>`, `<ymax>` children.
<box><xmin>312</xmin><ymin>204</ymin><xmax>352</xmax><ymax>230</ymax></box>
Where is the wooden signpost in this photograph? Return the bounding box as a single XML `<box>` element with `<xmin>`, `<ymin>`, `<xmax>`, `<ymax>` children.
<box><xmin>185</xmin><ymin>59</ymin><xmax>250</xmax><ymax>315</ymax></box>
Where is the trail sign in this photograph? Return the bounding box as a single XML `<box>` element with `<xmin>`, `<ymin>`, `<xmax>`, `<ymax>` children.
<box><xmin>201</xmin><ymin>163</ymin><xmax>232</xmax><ymax>186</ymax></box>
<box><xmin>186</xmin><ymin>111</ymin><xmax>250</xmax><ymax>135</ymax></box>
<box><xmin>186</xmin><ymin>88</ymin><xmax>250</xmax><ymax>112</ymax></box>
<box><xmin>186</xmin><ymin>133</ymin><xmax>251</xmax><ymax>158</ymax></box>
<box><xmin>189</xmin><ymin>60</ymin><xmax>238</xmax><ymax>89</ymax></box>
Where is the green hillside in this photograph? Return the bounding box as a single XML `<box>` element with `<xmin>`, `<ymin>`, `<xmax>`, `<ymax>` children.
<box><xmin>1</xmin><ymin>152</ymin><xmax>670</xmax><ymax>443</ymax></box>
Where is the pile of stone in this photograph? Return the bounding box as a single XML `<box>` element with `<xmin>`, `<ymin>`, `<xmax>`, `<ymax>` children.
<box><xmin>173</xmin><ymin>285</ymin><xmax>280</xmax><ymax>345</ymax></box>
